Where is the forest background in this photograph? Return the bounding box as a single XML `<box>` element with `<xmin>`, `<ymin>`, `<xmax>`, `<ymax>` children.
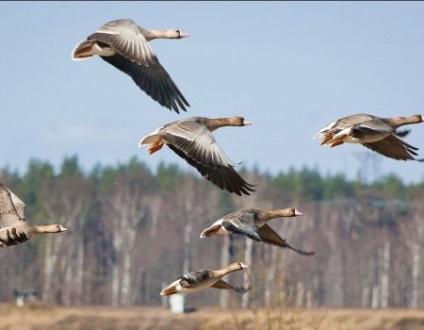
<box><xmin>1</xmin><ymin>155</ymin><xmax>423</xmax><ymax>310</ymax></box>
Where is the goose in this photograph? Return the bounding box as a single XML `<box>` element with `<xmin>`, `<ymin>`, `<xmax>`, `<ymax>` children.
<box><xmin>72</xmin><ymin>19</ymin><xmax>190</xmax><ymax>114</ymax></box>
<box><xmin>200</xmin><ymin>208</ymin><xmax>315</xmax><ymax>256</ymax></box>
<box><xmin>160</xmin><ymin>262</ymin><xmax>250</xmax><ymax>296</ymax></box>
<box><xmin>313</xmin><ymin>114</ymin><xmax>424</xmax><ymax>161</ymax></box>
<box><xmin>139</xmin><ymin>116</ymin><xmax>256</xmax><ymax>196</ymax></box>
<box><xmin>0</xmin><ymin>183</ymin><xmax>68</xmax><ymax>247</ymax></box>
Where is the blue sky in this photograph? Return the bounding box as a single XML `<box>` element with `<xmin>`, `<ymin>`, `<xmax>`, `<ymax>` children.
<box><xmin>1</xmin><ymin>1</ymin><xmax>424</xmax><ymax>183</ymax></box>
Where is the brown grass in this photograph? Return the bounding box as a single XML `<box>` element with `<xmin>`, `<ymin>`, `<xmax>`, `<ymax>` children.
<box><xmin>1</xmin><ymin>304</ymin><xmax>424</xmax><ymax>330</ymax></box>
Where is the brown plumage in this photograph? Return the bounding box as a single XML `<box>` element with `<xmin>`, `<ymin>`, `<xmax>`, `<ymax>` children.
<box><xmin>139</xmin><ymin>116</ymin><xmax>256</xmax><ymax>196</ymax></box>
<box><xmin>0</xmin><ymin>183</ymin><xmax>68</xmax><ymax>247</ymax></box>
<box><xmin>313</xmin><ymin>113</ymin><xmax>423</xmax><ymax>161</ymax></box>
<box><xmin>200</xmin><ymin>208</ymin><xmax>315</xmax><ymax>256</ymax></box>
<box><xmin>160</xmin><ymin>262</ymin><xmax>250</xmax><ymax>296</ymax></box>
<box><xmin>72</xmin><ymin>18</ymin><xmax>190</xmax><ymax>114</ymax></box>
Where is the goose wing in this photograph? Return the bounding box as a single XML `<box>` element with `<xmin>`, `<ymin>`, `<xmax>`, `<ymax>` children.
<box><xmin>211</xmin><ymin>279</ymin><xmax>250</xmax><ymax>294</ymax></box>
<box><xmin>87</xmin><ymin>19</ymin><xmax>189</xmax><ymax>113</ymax></box>
<box><xmin>100</xmin><ymin>54</ymin><xmax>189</xmax><ymax>113</ymax></box>
<box><xmin>8</xmin><ymin>189</ymin><xmax>25</xmax><ymax>219</ymax></box>
<box><xmin>222</xmin><ymin>209</ymin><xmax>257</xmax><ymax>227</ymax></box>
<box><xmin>314</xmin><ymin>114</ymin><xmax>377</xmax><ymax>139</ymax></box>
<box><xmin>160</xmin><ymin>120</ymin><xmax>236</xmax><ymax>168</ymax></box>
<box><xmin>0</xmin><ymin>183</ymin><xmax>25</xmax><ymax>228</ymax></box>
<box><xmin>88</xmin><ymin>19</ymin><xmax>156</xmax><ymax>66</ymax></box>
<box><xmin>180</xmin><ymin>270</ymin><xmax>211</xmax><ymax>287</ymax></box>
<box><xmin>362</xmin><ymin>134</ymin><xmax>423</xmax><ymax>161</ymax></box>
<box><xmin>336</xmin><ymin>114</ymin><xmax>378</xmax><ymax>127</ymax></box>
<box><xmin>221</xmin><ymin>220</ymin><xmax>261</xmax><ymax>241</ymax></box>
<box><xmin>258</xmin><ymin>224</ymin><xmax>315</xmax><ymax>256</ymax></box>
<box><xmin>349</xmin><ymin>118</ymin><xmax>394</xmax><ymax>137</ymax></box>
<box><xmin>167</xmin><ymin>144</ymin><xmax>256</xmax><ymax>196</ymax></box>
<box><xmin>395</xmin><ymin>129</ymin><xmax>410</xmax><ymax>138</ymax></box>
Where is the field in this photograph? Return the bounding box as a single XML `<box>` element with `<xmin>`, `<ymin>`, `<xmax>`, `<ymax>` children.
<box><xmin>1</xmin><ymin>304</ymin><xmax>424</xmax><ymax>330</ymax></box>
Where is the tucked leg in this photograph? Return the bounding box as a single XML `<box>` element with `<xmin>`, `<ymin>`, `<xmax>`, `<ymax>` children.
<box><xmin>320</xmin><ymin>134</ymin><xmax>334</xmax><ymax>145</ymax></box>
<box><xmin>148</xmin><ymin>138</ymin><xmax>164</xmax><ymax>154</ymax></box>
<box><xmin>329</xmin><ymin>139</ymin><xmax>345</xmax><ymax>147</ymax></box>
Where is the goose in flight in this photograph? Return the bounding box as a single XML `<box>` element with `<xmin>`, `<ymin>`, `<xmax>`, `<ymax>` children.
<box><xmin>139</xmin><ymin>116</ymin><xmax>256</xmax><ymax>195</ymax></box>
<box><xmin>313</xmin><ymin>114</ymin><xmax>423</xmax><ymax>161</ymax></box>
<box><xmin>200</xmin><ymin>208</ymin><xmax>315</xmax><ymax>256</ymax></box>
<box><xmin>160</xmin><ymin>262</ymin><xmax>250</xmax><ymax>296</ymax></box>
<box><xmin>0</xmin><ymin>183</ymin><xmax>68</xmax><ymax>247</ymax></box>
<box><xmin>72</xmin><ymin>18</ymin><xmax>190</xmax><ymax>114</ymax></box>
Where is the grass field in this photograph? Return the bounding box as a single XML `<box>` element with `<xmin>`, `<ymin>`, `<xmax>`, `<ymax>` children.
<box><xmin>1</xmin><ymin>303</ymin><xmax>424</xmax><ymax>330</ymax></box>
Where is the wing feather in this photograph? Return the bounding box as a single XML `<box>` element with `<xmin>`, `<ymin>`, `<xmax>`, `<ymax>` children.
<box><xmin>211</xmin><ymin>279</ymin><xmax>249</xmax><ymax>294</ymax></box>
<box><xmin>258</xmin><ymin>224</ymin><xmax>315</xmax><ymax>256</ymax></box>
<box><xmin>0</xmin><ymin>183</ymin><xmax>25</xmax><ymax>228</ymax></box>
<box><xmin>88</xmin><ymin>19</ymin><xmax>155</xmax><ymax>66</ymax></box>
<box><xmin>362</xmin><ymin>135</ymin><xmax>423</xmax><ymax>161</ymax></box>
<box><xmin>101</xmin><ymin>54</ymin><xmax>189</xmax><ymax>113</ymax></box>
<box><xmin>160</xmin><ymin>121</ymin><xmax>235</xmax><ymax>168</ymax></box>
<box><xmin>167</xmin><ymin>144</ymin><xmax>255</xmax><ymax>195</ymax></box>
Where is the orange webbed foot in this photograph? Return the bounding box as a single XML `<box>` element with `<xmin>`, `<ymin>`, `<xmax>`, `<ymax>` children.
<box><xmin>147</xmin><ymin>140</ymin><xmax>164</xmax><ymax>155</ymax></box>
<box><xmin>320</xmin><ymin>134</ymin><xmax>334</xmax><ymax>146</ymax></box>
<box><xmin>329</xmin><ymin>139</ymin><xmax>345</xmax><ymax>148</ymax></box>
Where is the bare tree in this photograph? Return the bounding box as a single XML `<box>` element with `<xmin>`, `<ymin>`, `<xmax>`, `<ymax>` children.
<box><xmin>41</xmin><ymin>178</ymin><xmax>91</xmax><ymax>305</ymax></box>
<box><xmin>400</xmin><ymin>201</ymin><xmax>424</xmax><ymax>308</ymax></box>
<box><xmin>105</xmin><ymin>182</ymin><xmax>148</xmax><ymax>306</ymax></box>
<box><xmin>379</xmin><ymin>241</ymin><xmax>390</xmax><ymax>308</ymax></box>
<box><xmin>219</xmin><ymin>235</ymin><xmax>230</xmax><ymax>307</ymax></box>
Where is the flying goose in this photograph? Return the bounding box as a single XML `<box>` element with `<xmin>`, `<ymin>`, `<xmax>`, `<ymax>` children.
<box><xmin>160</xmin><ymin>262</ymin><xmax>250</xmax><ymax>296</ymax></box>
<box><xmin>200</xmin><ymin>208</ymin><xmax>315</xmax><ymax>256</ymax></box>
<box><xmin>139</xmin><ymin>116</ymin><xmax>256</xmax><ymax>196</ymax></box>
<box><xmin>0</xmin><ymin>183</ymin><xmax>68</xmax><ymax>247</ymax></box>
<box><xmin>313</xmin><ymin>114</ymin><xmax>423</xmax><ymax>161</ymax></box>
<box><xmin>72</xmin><ymin>18</ymin><xmax>190</xmax><ymax>114</ymax></box>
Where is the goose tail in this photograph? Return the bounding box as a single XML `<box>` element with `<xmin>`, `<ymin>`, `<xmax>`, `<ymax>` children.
<box><xmin>72</xmin><ymin>40</ymin><xmax>98</xmax><ymax>60</ymax></box>
<box><xmin>160</xmin><ymin>286</ymin><xmax>178</xmax><ymax>296</ymax></box>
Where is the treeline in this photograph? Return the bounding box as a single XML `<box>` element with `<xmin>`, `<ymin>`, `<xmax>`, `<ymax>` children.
<box><xmin>0</xmin><ymin>155</ymin><xmax>424</xmax><ymax>309</ymax></box>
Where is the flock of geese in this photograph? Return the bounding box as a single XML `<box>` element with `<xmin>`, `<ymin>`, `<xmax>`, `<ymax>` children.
<box><xmin>1</xmin><ymin>18</ymin><xmax>424</xmax><ymax>300</ymax></box>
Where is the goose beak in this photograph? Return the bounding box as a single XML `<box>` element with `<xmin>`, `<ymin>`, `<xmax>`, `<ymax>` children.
<box><xmin>294</xmin><ymin>209</ymin><xmax>304</xmax><ymax>216</ymax></box>
<box><xmin>240</xmin><ymin>262</ymin><xmax>250</xmax><ymax>269</ymax></box>
<box><xmin>179</xmin><ymin>31</ymin><xmax>190</xmax><ymax>39</ymax></box>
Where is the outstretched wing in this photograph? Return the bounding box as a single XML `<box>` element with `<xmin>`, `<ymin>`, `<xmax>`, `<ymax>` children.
<box><xmin>0</xmin><ymin>183</ymin><xmax>25</xmax><ymax>228</ymax></box>
<box><xmin>76</xmin><ymin>19</ymin><xmax>189</xmax><ymax>114</ymax></box>
<box><xmin>160</xmin><ymin>120</ymin><xmax>236</xmax><ymax>168</ymax></box>
<box><xmin>87</xmin><ymin>19</ymin><xmax>156</xmax><ymax>66</ymax></box>
<box><xmin>167</xmin><ymin>144</ymin><xmax>256</xmax><ymax>196</ymax></box>
<box><xmin>211</xmin><ymin>279</ymin><xmax>250</xmax><ymax>294</ymax></box>
<box><xmin>258</xmin><ymin>224</ymin><xmax>315</xmax><ymax>256</ymax></box>
<box><xmin>222</xmin><ymin>209</ymin><xmax>256</xmax><ymax>227</ymax></box>
<box><xmin>101</xmin><ymin>54</ymin><xmax>189</xmax><ymax>113</ymax></box>
<box><xmin>313</xmin><ymin>114</ymin><xmax>377</xmax><ymax>140</ymax></box>
<box><xmin>221</xmin><ymin>220</ymin><xmax>261</xmax><ymax>241</ymax></box>
<box><xmin>362</xmin><ymin>134</ymin><xmax>423</xmax><ymax>161</ymax></box>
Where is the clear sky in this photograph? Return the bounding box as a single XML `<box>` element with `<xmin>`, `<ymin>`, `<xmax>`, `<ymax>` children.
<box><xmin>1</xmin><ymin>1</ymin><xmax>424</xmax><ymax>183</ymax></box>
